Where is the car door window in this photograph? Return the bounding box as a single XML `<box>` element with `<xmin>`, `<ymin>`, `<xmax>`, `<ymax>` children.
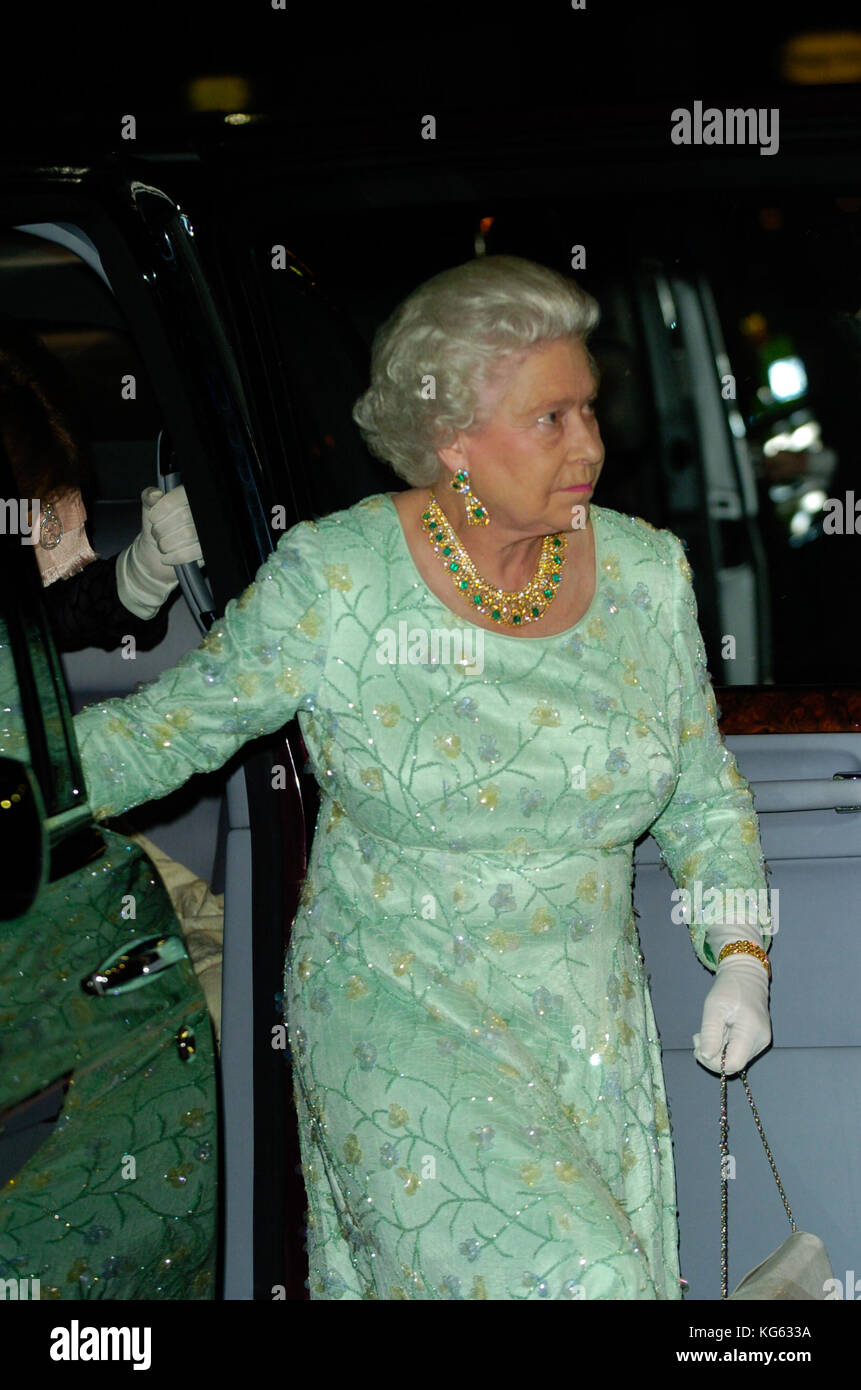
<box><xmin>0</xmin><ymin>477</ymin><xmax>88</xmax><ymax>837</ymax></box>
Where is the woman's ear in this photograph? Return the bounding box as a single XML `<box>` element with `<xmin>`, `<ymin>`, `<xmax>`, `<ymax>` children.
<box><xmin>436</xmin><ymin>438</ymin><xmax>466</xmax><ymax>478</ymax></box>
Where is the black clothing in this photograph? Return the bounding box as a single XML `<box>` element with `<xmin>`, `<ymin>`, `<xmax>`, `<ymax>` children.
<box><xmin>42</xmin><ymin>553</ymin><xmax>170</xmax><ymax>654</ymax></box>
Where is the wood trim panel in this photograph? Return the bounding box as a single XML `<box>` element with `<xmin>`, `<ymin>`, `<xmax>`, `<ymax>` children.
<box><xmin>715</xmin><ymin>686</ymin><xmax>861</xmax><ymax>735</ymax></box>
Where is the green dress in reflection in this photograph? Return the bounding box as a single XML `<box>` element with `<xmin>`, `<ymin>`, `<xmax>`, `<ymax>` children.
<box><xmin>72</xmin><ymin>494</ymin><xmax>770</xmax><ymax>1301</ymax></box>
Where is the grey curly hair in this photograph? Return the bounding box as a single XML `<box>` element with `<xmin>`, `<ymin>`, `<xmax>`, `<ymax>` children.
<box><xmin>352</xmin><ymin>255</ymin><xmax>601</xmax><ymax>488</ymax></box>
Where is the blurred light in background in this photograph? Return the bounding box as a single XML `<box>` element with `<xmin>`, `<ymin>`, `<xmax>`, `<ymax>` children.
<box><xmin>474</xmin><ymin>217</ymin><xmax>495</xmax><ymax>257</ymax></box>
<box><xmin>758</xmin><ymin>207</ymin><xmax>783</xmax><ymax>231</ymax></box>
<box><xmin>801</xmin><ymin>488</ymin><xmax>828</xmax><ymax>512</ymax></box>
<box><xmin>187</xmin><ymin>75</ymin><xmax>253</xmax><ymax>111</ymax></box>
<box><xmin>767</xmin><ymin>356</ymin><xmax>808</xmax><ymax>401</ymax></box>
<box><xmin>779</xmin><ymin>31</ymin><xmax>861</xmax><ymax>84</ymax></box>
<box><xmin>740</xmin><ymin>310</ymin><xmax>768</xmax><ymax>340</ymax></box>
<box><xmin>763</xmin><ymin>420</ymin><xmax>821</xmax><ymax>456</ymax></box>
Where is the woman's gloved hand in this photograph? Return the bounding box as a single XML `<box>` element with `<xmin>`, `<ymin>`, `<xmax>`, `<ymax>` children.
<box><xmin>693</xmin><ymin>922</ymin><xmax>772</xmax><ymax>1076</ymax></box>
<box><xmin>116</xmin><ymin>485</ymin><xmax>204</xmax><ymax>620</ymax></box>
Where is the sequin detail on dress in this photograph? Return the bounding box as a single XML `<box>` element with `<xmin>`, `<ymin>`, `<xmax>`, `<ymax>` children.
<box><xmin>71</xmin><ymin>498</ymin><xmax>770</xmax><ymax>1300</ymax></box>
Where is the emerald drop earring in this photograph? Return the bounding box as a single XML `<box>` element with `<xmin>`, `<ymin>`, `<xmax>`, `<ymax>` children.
<box><xmin>450</xmin><ymin>468</ymin><xmax>490</xmax><ymax>526</ymax></box>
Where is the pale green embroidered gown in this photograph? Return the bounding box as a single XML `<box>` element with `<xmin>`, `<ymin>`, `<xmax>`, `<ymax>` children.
<box><xmin>72</xmin><ymin>495</ymin><xmax>770</xmax><ymax>1300</ymax></box>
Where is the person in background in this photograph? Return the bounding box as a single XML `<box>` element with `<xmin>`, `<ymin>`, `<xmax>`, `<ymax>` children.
<box><xmin>0</xmin><ymin>316</ymin><xmax>225</xmax><ymax>1045</ymax></box>
<box><xmin>0</xmin><ymin>315</ymin><xmax>202</xmax><ymax>651</ymax></box>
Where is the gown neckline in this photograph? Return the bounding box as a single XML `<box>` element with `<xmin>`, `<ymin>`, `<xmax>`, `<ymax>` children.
<box><xmin>382</xmin><ymin>491</ymin><xmax>605</xmax><ymax>644</ymax></box>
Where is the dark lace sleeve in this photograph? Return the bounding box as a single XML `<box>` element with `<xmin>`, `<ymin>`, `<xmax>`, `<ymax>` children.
<box><xmin>41</xmin><ymin>553</ymin><xmax>170</xmax><ymax>654</ymax></box>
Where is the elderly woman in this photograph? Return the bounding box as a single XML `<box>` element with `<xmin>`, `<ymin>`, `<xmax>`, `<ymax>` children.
<box><xmin>73</xmin><ymin>255</ymin><xmax>773</xmax><ymax>1301</ymax></box>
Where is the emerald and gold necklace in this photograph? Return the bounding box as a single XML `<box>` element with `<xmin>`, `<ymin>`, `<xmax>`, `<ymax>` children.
<box><xmin>420</xmin><ymin>493</ymin><xmax>567</xmax><ymax>627</ymax></box>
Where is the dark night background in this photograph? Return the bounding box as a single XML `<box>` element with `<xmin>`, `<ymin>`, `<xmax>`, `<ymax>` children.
<box><xmin>2</xmin><ymin>1</ymin><xmax>861</xmax><ymax>144</ymax></box>
<box><xmin>2</xmin><ymin>0</ymin><xmax>861</xmax><ymax>682</ymax></box>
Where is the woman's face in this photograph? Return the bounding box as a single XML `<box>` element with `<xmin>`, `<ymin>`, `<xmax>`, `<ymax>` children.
<box><xmin>437</xmin><ymin>337</ymin><xmax>604</xmax><ymax>536</ymax></box>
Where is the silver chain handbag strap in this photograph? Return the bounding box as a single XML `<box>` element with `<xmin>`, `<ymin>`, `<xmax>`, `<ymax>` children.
<box><xmin>720</xmin><ymin>1041</ymin><xmax>798</xmax><ymax>1299</ymax></box>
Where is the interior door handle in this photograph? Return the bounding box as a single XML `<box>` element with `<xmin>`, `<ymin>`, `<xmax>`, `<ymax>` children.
<box><xmin>156</xmin><ymin>430</ymin><xmax>216</xmax><ymax>635</ymax></box>
<box><xmin>749</xmin><ymin>772</ymin><xmax>861</xmax><ymax>814</ymax></box>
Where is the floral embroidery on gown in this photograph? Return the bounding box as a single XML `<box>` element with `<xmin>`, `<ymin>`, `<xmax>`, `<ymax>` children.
<box><xmin>72</xmin><ymin>495</ymin><xmax>770</xmax><ymax>1300</ymax></box>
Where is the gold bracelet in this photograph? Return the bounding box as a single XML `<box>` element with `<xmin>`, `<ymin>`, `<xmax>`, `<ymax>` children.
<box><xmin>716</xmin><ymin>940</ymin><xmax>771</xmax><ymax>975</ymax></box>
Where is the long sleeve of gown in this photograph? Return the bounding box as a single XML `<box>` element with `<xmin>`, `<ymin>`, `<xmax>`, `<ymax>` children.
<box><xmin>646</xmin><ymin>530</ymin><xmax>773</xmax><ymax>971</ymax></box>
<box><xmin>72</xmin><ymin>520</ymin><xmax>329</xmax><ymax>822</ymax></box>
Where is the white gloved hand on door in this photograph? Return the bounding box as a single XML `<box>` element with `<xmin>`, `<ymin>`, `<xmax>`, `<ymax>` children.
<box><xmin>115</xmin><ymin>485</ymin><xmax>204</xmax><ymax>620</ymax></box>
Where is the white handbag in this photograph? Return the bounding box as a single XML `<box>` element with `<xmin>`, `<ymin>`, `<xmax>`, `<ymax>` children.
<box><xmin>720</xmin><ymin>1044</ymin><xmax>834</xmax><ymax>1300</ymax></box>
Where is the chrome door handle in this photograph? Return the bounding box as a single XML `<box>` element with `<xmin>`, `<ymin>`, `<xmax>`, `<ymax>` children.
<box><xmin>81</xmin><ymin>934</ymin><xmax>188</xmax><ymax>997</ymax></box>
<box><xmin>749</xmin><ymin>772</ymin><xmax>861</xmax><ymax>814</ymax></box>
<box><xmin>833</xmin><ymin>771</ymin><xmax>861</xmax><ymax>814</ymax></box>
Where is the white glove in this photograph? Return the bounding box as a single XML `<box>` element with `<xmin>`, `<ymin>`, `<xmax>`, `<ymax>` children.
<box><xmin>693</xmin><ymin>922</ymin><xmax>772</xmax><ymax>1076</ymax></box>
<box><xmin>115</xmin><ymin>485</ymin><xmax>204</xmax><ymax>620</ymax></box>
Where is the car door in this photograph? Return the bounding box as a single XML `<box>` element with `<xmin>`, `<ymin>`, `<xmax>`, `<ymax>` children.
<box><xmin>635</xmin><ymin>696</ymin><xmax>861</xmax><ymax>1301</ymax></box>
<box><xmin>0</xmin><ymin>169</ymin><xmax>306</xmax><ymax>1301</ymax></box>
<box><xmin>0</xmin><ymin>439</ymin><xmax>218</xmax><ymax>1300</ymax></box>
<box><xmin>632</xmin><ymin>263</ymin><xmax>770</xmax><ymax>685</ymax></box>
